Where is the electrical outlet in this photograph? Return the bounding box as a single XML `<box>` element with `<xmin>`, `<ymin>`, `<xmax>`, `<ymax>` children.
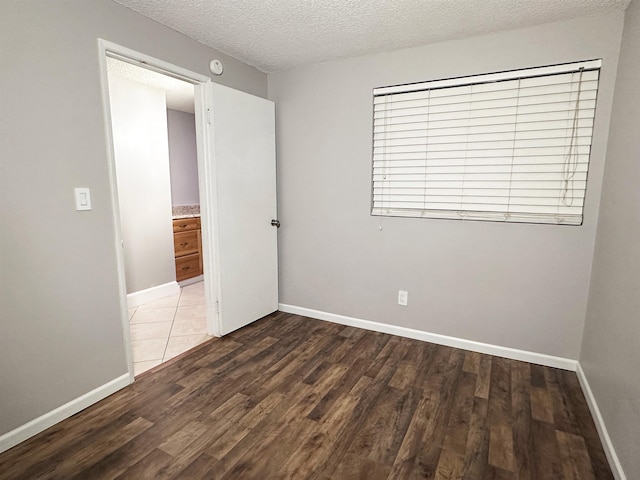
<box><xmin>398</xmin><ymin>290</ymin><xmax>408</xmax><ymax>306</ymax></box>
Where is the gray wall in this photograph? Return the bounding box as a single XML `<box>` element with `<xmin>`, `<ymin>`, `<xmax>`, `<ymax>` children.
<box><xmin>268</xmin><ymin>13</ymin><xmax>624</xmax><ymax>359</ymax></box>
<box><xmin>167</xmin><ymin>109</ymin><xmax>200</xmax><ymax>206</ymax></box>
<box><xmin>581</xmin><ymin>0</ymin><xmax>640</xmax><ymax>476</ymax></box>
<box><xmin>0</xmin><ymin>0</ymin><xmax>265</xmax><ymax>435</ymax></box>
<box><xmin>109</xmin><ymin>76</ymin><xmax>176</xmax><ymax>294</ymax></box>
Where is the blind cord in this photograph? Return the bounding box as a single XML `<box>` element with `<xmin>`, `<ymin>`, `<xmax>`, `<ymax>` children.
<box><xmin>423</xmin><ymin>90</ymin><xmax>431</xmax><ymax>211</ymax></box>
<box><xmin>505</xmin><ymin>78</ymin><xmax>522</xmax><ymax>221</ymax></box>
<box><xmin>562</xmin><ymin>67</ymin><xmax>585</xmax><ymax>207</ymax></box>
<box><xmin>383</xmin><ymin>96</ymin><xmax>391</xmax><ymax>210</ymax></box>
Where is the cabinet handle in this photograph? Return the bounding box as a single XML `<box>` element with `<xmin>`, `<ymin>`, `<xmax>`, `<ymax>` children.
<box><xmin>180</xmin><ymin>242</ymin><xmax>189</xmax><ymax>247</ymax></box>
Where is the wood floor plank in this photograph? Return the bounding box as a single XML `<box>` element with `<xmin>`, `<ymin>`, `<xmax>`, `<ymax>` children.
<box><xmin>435</xmin><ymin>448</ymin><xmax>465</xmax><ymax>480</ymax></box>
<box><xmin>306</xmin><ymin>356</ymin><xmax>370</xmax><ymax>422</ymax></box>
<box><xmin>544</xmin><ymin>367</ymin><xmax>582</xmax><ymax>435</ymax></box>
<box><xmin>218</xmin><ymin>387</ymin><xmax>321</xmax><ymax>478</ymax></box>
<box><xmin>388</xmin><ymin>390</ymin><xmax>442</xmax><ymax>478</ymax></box>
<box><xmin>461</xmin><ymin>396</ymin><xmax>490</xmax><ymax>479</ymax></box>
<box><xmin>488</xmin><ymin>357</ymin><xmax>513</xmax><ymax>426</ymax></box>
<box><xmin>441</xmin><ymin>371</ymin><xmax>476</xmax><ymax>455</ymax></box>
<box><xmin>324</xmin><ymin>453</ymin><xmax>391</xmax><ymax>480</ymax></box>
<box><xmin>157</xmin><ymin>417</ymin><xmax>209</xmax><ymax>457</ymax></box>
<box><xmin>510</xmin><ymin>361</ymin><xmax>533</xmax><ymax>480</ymax></box>
<box><xmin>475</xmin><ymin>354</ymin><xmax>492</xmax><ymax>399</ymax></box>
<box><xmin>65</xmin><ymin>409</ymin><xmax>203</xmax><ymax>479</ymax></box>
<box><xmin>404</xmin><ymin>348</ymin><xmax>466</xmax><ymax>478</ymax></box>
<box><xmin>557</xmin><ymin>369</ymin><xmax>614</xmax><ymax>480</ymax></box>
<box><xmin>280</xmin><ymin>392</ymin><xmax>361</xmax><ymax>478</ymax></box>
<box><xmin>463</xmin><ymin>351</ymin><xmax>482</xmax><ymax>375</ymax></box>
<box><xmin>488</xmin><ymin>422</ymin><xmax>515</xmax><ymax>473</ymax></box>
<box><xmin>167</xmin><ymin>451</ymin><xmax>218</xmax><ymax>479</ymax></box>
<box><xmin>153</xmin><ymin>418</ymin><xmax>238</xmax><ymax>478</ymax></box>
<box><xmin>113</xmin><ymin>447</ymin><xmax>173</xmax><ymax>480</ymax></box>
<box><xmin>388</xmin><ymin>359</ymin><xmax>418</xmax><ymax>390</ymax></box>
<box><xmin>556</xmin><ymin>430</ymin><xmax>596</xmax><ymax>480</ymax></box>
<box><xmin>0</xmin><ymin>312</ymin><xmax>614</xmax><ymax>480</ymax></box>
<box><xmin>483</xmin><ymin>464</ymin><xmax>515</xmax><ymax>480</ymax></box>
<box><xmin>530</xmin><ymin>386</ymin><xmax>555</xmax><ymax>423</ymax></box>
<box><xmin>238</xmin><ymin>391</ymin><xmax>285</xmax><ymax>430</ymax></box>
<box><xmin>531</xmin><ymin>419</ymin><xmax>564</xmax><ymax>479</ymax></box>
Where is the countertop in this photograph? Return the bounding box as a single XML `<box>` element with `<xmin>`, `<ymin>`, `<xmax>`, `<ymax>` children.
<box><xmin>172</xmin><ymin>205</ymin><xmax>200</xmax><ymax>220</ymax></box>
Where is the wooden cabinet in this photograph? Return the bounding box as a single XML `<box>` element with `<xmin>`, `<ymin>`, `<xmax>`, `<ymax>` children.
<box><xmin>173</xmin><ymin>217</ymin><xmax>203</xmax><ymax>282</ymax></box>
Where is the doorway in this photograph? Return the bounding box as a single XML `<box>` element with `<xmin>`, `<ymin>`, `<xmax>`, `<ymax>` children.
<box><xmin>98</xmin><ymin>40</ymin><xmax>280</xmax><ymax>382</ymax></box>
<box><xmin>98</xmin><ymin>40</ymin><xmax>218</xmax><ymax>380</ymax></box>
<box><xmin>105</xmin><ymin>56</ymin><xmax>210</xmax><ymax>375</ymax></box>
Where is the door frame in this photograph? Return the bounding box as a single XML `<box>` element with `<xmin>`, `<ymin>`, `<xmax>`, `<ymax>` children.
<box><xmin>97</xmin><ymin>39</ymin><xmax>221</xmax><ymax>381</ymax></box>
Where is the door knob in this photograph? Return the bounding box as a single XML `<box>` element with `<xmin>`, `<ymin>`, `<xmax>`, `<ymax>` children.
<box><xmin>271</xmin><ymin>219</ymin><xmax>281</xmax><ymax>228</ymax></box>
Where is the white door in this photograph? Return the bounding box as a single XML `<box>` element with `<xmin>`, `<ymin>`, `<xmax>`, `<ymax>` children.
<box><xmin>201</xmin><ymin>81</ymin><xmax>278</xmax><ymax>335</ymax></box>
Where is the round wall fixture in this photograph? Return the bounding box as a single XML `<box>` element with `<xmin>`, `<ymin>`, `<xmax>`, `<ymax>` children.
<box><xmin>209</xmin><ymin>59</ymin><xmax>224</xmax><ymax>75</ymax></box>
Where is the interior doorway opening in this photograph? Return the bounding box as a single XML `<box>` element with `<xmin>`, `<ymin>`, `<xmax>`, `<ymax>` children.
<box><xmin>106</xmin><ymin>56</ymin><xmax>210</xmax><ymax>375</ymax></box>
<box><xmin>98</xmin><ymin>40</ymin><xmax>219</xmax><ymax>380</ymax></box>
<box><xmin>98</xmin><ymin>40</ymin><xmax>280</xmax><ymax>382</ymax></box>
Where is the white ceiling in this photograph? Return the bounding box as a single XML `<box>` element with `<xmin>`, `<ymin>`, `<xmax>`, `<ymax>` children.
<box><xmin>106</xmin><ymin>56</ymin><xmax>195</xmax><ymax>113</ymax></box>
<box><xmin>113</xmin><ymin>0</ymin><xmax>630</xmax><ymax>73</ymax></box>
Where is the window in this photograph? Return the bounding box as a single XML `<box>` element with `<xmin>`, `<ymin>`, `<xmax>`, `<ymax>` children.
<box><xmin>371</xmin><ymin>60</ymin><xmax>601</xmax><ymax>225</ymax></box>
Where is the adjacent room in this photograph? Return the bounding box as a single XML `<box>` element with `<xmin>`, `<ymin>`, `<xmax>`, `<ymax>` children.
<box><xmin>0</xmin><ymin>0</ymin><xmax>638</xmax><ymax>478</ymax></box>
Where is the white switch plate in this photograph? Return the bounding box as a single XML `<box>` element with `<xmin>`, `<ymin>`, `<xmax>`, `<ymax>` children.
<box><xmin>74</xmin><ymin>187</ymin><xmax>92</xmax><ymax>211</ymax></box>
<box><xmin>398</xmin><ymin>290</ymin><xmax>408</xmax><ymax>306</ymax></box>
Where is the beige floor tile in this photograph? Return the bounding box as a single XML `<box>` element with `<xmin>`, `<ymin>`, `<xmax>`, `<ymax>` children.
<box><xmin>170</xmin><ymin>316</ymin><xmax>207</xmax><ymax>337</ymax></box>
<box><xmin>178</xmin><ymin>294</ymin><xmax>205</xmax><ymax>307</ymax></box>
<box><xmin>182</xmin><ymin>282</ymin><xmax>204</xmax><ymax>295</ymax></box>
<box><xmin>174</xmin><ymin>304</ymin><xmax>206</xmax><ymax>321</ymax></box>
<box><xmin>163</xmin><ymin>334</ymin><xmax>210</xmax><ymax>361</ymax></box>
<box><xmin>130</xmin><ymin>321</ymin><xmax>174</xmax><ymax>341</ymax></box>
<box><xmin>134</xmin><ymin>359</ymin><xmax>162</xmax><ymax>376</ymax></box>
<box><xmin>130</xmin><ymin>307</ymin><xmax>176</xmax><ymax>324</ymax></box>
<box><xmin>127</xmin><ymin>281</ymin><xmax>206</xmax><ymax>370</ymax></box>
<box><xmin>138</xmin><ymin>294</ymin><xmax>180</xmax><ymax>310</ymax></box>
<box><xmin>131</xmin><ymin>338</ymin><xmax>167</xmax><ymax>362</ymax></box>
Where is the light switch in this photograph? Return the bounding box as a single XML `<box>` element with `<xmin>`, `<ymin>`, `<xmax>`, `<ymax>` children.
<box><xmin>74</xmin><ymin>187</ymin><xmax>92</xmax><ymax>211</ymax></box>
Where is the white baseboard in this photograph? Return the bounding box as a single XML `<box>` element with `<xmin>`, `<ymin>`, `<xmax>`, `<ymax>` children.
<box><xmin>178</xmin><ymin>274</ymin><xmax>204</xmax><ymax>287</ymax></box>
<box><xmin>576</xmin><ymin>364</ymin><xmax>626</xmax><ymax>480</ymax></box>
<box><xmin>278</xmin><ymin>304</ymin><xmax>578</xmax><ymax>371</ymax></box>
<box><xmin>0</xmin><ymin>373</ymin><xmax>130</xmax><ymax>454</ymax></box>
<box><xmin>127</xmin><ymin>281</ymin><xmax>180</xmax><ymax>308</ymax></box>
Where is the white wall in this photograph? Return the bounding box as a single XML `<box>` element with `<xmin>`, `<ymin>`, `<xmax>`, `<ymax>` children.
<box><xmin>109</xmin><ymin>76</ymin><xmax>176</xmax><ymax>294</ymax></box>
<box><xmin>581</xmin><ymin>0</ymin><xmax>640</xmax><ymax>476</ymax></box>
<box><xmin>268</xmin><ymin>13</ymin><xmax>624</xmax><ymax>359</ymax></box>
<box><xmin>167</xmin><ymin>109</ymin><xmax>200</xmax><ymax>206</ymax></box>
<box><xmin>0</xmin><ymin>0</ymin><xmax>266</xmax><ymax>438</ymax></box>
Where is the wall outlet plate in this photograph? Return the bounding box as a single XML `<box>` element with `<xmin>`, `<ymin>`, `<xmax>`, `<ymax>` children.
<box><xmin>74</xmin><ymin>187</ymin><xmax>91</xmax><ymax>211</ymax></box>
<box><xmin>398</xmin><ymin>290</ymin><xmax>408</xmax><ymax>306</ymax></box>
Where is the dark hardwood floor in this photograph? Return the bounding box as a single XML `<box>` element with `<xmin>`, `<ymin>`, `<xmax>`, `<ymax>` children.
<box><xmin>0</xmin><ymin>312</ymin><xmax>612</xmax><ymax>479</ymax></box>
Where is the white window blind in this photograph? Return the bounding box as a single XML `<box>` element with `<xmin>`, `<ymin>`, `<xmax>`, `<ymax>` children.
<box><xmin>371</xmin><ymin>60</ymin><xmax>601</xmax><ymax>225</ymax></box>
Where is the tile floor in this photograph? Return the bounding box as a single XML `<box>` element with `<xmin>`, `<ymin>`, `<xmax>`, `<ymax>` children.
<box><xmin>128</xmin><ymin>281</ymin><xmax>211</xmax><ymax>376</ymax></box>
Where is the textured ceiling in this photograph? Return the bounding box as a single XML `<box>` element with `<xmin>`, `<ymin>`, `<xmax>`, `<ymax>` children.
<box><xmin>107</xmin><ymin>57</ymin><xmax>195</xmax><ymax>113</ymax></box>
<box><xmin>113</xmin><ymin>0</ymin><xmax>630</xmax><ymax>73</ymax></box>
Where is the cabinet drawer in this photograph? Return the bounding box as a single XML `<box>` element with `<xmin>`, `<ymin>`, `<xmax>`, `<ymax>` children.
<box><xmin>173</xmin><ymin>217</ymin><xmax>200</xmax><ymax>232</ymax></box>
<box><xmin>174</xmin><ymin>230</ymin><xmax>199</xmax><ymax>257</ymax></box>
<box><xmin>175</xmin><ymin>253</ymin><xmax>202</xmax><ymax>282</ymax></box>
